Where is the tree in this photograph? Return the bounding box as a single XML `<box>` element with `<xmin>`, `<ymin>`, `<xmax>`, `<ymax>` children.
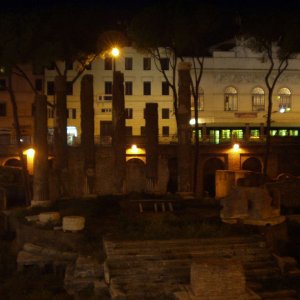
<box><xmin>0</xmin><ymin>14</ymin><xmax>48</xmax><ymax>204</ymax></box>
<box><xmin>129</xmin><ymin>0</ymin><xmax>236</xmax><ymax>193</ymax></box>
<box><xmin>241</xmin><ymin>11</ymin><xmax>300</xmax><ymax>176</ymax></box>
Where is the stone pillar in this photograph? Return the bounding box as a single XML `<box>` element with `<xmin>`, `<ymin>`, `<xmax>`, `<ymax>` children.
<box><xmin>53</xmin><ymin>75</ymin><xmax>69</xmax><ymax>197</ymax></box>
<box><xmin>145</xmin><ymin>103</ymin><xmax>158</xmax><ymax>192</ymax></box>
<box><xmin>112</xmin><ymin>71</ymin><xmax>126</xmax><ymax>194</ymax></box>
<box><xmin>177</xmin><ymin>62</ymin><xmax>192</xmax><ymax>193</ymax></box>
<box><xmin>80</xmin><ymin>75</ymin><xmax>95</xmax><ymax>195</ymax></box>
<box><xmin>53</xmin><ymin>75</ymin><xmax>68</xmax><ymax>171</ymax></box>
<box><xmin>32</xmin><ymin>94</ymin><xmax>50</xmax><ymax>207</ymax></box>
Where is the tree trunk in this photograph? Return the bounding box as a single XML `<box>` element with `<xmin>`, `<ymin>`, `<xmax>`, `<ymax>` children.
<box><xmin>145</xmin><ymin>103</ymin><xmax>159</xmax><ymax>192</ymax></box>
<box><xmin>112</xmin><ymin>71</ymin><xmax>126</xmax><ymax>194</ymax></box>
<box><xmin>7</xmin><ymin>73</ymin><xmax>32</xmax><ymax>205</ymax></box>
<box><xmin>80</xmin><ymin>74</ymin><xmax>95</xmax><ymax>195</ymax></box>
<box><xmin>193</xmin><ymin>94</ymin><xmax>200</xmax><ymax>194</ymax></box>
<box><xmin>32</xmin><ymin>94</ymin><xmax>50</xmax><ymax>206</ymax></box>
<box><xmin>263</xmin><ymin>90</ymin><xmax>273</xmax><ymax>176</ymax></box>
<box><xmin>53</xmin><ymin>75</ymin><xmax>68</xmax><ymax>196</ymax></box>
<box><xmin>177</xmin><ymin>62</ymin><xmax>192</xmax><ymax>193</ymax></box>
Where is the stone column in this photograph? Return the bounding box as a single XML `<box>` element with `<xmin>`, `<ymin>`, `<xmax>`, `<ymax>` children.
<box><xmin>53</xmin><ymin>75</ymin><xmax>68</xmax><ymax>197</ymax></box>
<box><xmin>53</xmin><ymin>76</ymin><xmax>68</xmax><ymax>171</ymax></box>
<box><xmin>80</xmin><ymin>75</ymin><xmax>95</xmax><ymax>195</ymax></box>
<box><xmin>32</xmin><ymin>94</ymin><xmax>50</xmax><ymax>207</ymax></box>
<box><xmin>145</xmin><ymin>103</ymin><xmax>158</xmax><ymax>192</ymax></box>
<box><xmin>112</xmin><ymin>71</ymin><xmax>126</xmax><ymax>194</ymax></box>
<box><xmin>177</xmin><ymin>62</ymin><xmax>192</xmax><ymax>193</ymax></box>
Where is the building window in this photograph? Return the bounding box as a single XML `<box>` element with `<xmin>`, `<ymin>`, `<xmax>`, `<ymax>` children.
<box><xmin>224</xmin><ymin>86</ymin><xmax>238</xmax><ymax>111</ymax></box>
<box><xmin>162</xmin><ymin>81</ymin><xmax>169</xmax><ymax>95</ymax></box>
<box><xmin>162</xmin><ymin>108</ymin><xmax>169</xmax><ymax>119</ymax></box>
<box><xmin>47</xmin><ymin>108</ymin><xmax>54</xmax><ymax>118</ymax></box>
<box><xmin>252</xmin><ymin>87</ymin><xmax>265</xmax><ymax>111</ymax></box>
<box><xmin>35</xmin><ymin>79</ymin><xmax>43</xmax><ymax>92</ymax></box>
<box><xmin>66</xmin><ymin>81</ymin><xmax>73</xmax><ymax>95</ymax></box>
<box><xmin>191</xmin><ymin>88</ymin><xmax>204</xmax><ymax>111</ymax></box>
<box><xmin>125</xmin><ymin>108</ymin><xmax>133</xmax><ymax>119</ymax></box>
<box><xmin>160</xmin><ymin>58</ymin><xmax>169</xmax><ymax>70</ymax></box>
<box><xmin>143</xmin><ymin>57</ymin><xmax>151</xmax><ymax>70</ymax></box>
<box><xmin>143</xmin><ymin>81</ymin><xmax>151</xmax><ymax>95</ymax></box>
<box><xmin>125</xmin><ymin>57</ymin><xmax>133</xmax><ymax>70</ymax></box>
<box><xmin>47</xmin><ymin>81</ymin><xmax>54</xmax><ymax>95</ymax></box>
<box><xmin>140</xmin><ymin>126</ymin><xmax>146</xmax><ymax>136</ymax></box>
<box><xmin>67</xmin><ymin>108</ymin><xmax>76</xmax><ymax>119</ymax></box>
<box><xmin>126</xmin><ymin>126</ymin><xmax>132</xmax><ymax>136</ymax></box>
<box><xmin>104</xmin><ymin>57</ymin><xmax>112</xmax><ymax>70</ymax></box>
<box><xmin>101</xmin><ymin>108</ymin><xmax>112</xmax><ymax>113</ymax></box>
<box><xmin>0</xmin><ymin>102</ymin><xmax>6</xmax><ymax>116</ymax></box>
<box><xmin>162</xmin><ymin>126</ymin><xmax>170</xmax><ymax>137</ymax></box>
<box><xmin>66</xmin><ymin>60</ymin><xmax>73</xmax><ymax>70</ymax></box>
<box><xmin>0</xmin><ymin>79</ymin><xmax>6</xmax><ymax>91</ymax></box>
<box><xmin>125</xmin><ymin>81</ymin><xmax>133</xmax><ymax>95</ymax></box>
<box><xmin>277</xmin><ymin>87</ymin><xmax>291</xmax><ymax>113</ymax></box>
<box><xmin>105</xmin><ymin>81</ymin><xmax>112</xmax><ymax>95</ymax></box>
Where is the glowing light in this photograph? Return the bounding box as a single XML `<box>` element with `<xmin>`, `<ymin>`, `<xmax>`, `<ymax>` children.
<box><xmin>111</xmin><ymin>47</ymin><xmax>120</xmax><ymax>58</ymax></box>
<box><xmin>279</xmin><ymin>107</ymin><xmax>286</xmax><ymax>113</ymax></box>
<box><xmin>131</xmin><ymin>144</ymin><xmax>138</xmax><ymax>154</ymax></box>
<box><xmin>23</xmin><ymin>148</ymin><xmax>35</xmax><ymax>175</ymax></box>
<box><xmin>233</xmin><ymin>143</ymin><xmax>240</xmax><ymax>152</ymax></box>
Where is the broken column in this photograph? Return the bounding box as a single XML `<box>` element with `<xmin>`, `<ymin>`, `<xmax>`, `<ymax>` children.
<box><xmin>145</xmin><ymin>103</ymin><xmax>158</xmax><ymax>192</ymax></box>
<box><xmin>112</xmin><ymin>71</ymin><xmax>126</xmax><ymax>194</ymax></box>
<box><xmin>177</xmin><ymin>62</ymin><xmax>192</xmax><ymax>193</ymax></box>
<box><xmin>32</xmin><ymin>94</ymin><xmax>50</xmax><ymax>207</ymax></box>
<box><xmin>80</xmin><ymin>75</ymin><xmax>95</xmax><ymax>195</ymax></box>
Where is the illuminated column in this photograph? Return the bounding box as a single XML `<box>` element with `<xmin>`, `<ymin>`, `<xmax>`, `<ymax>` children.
<box><xmin>23</xmin><ymin>148</ymin><xmax>35</xmax><ymax>175</ymax></box>
<box><xmin>32</xmin><ymin>94</ymin><xmax>50</xmax><ymax>207</ymax></box>
<box><xmin>145</xmin><ymin>103</ymin><xmax>158</xmax><ymax>191</ymax></box>
<box><xmin>80</xmin><ymin>75</ymin><xmax>95</xmax><ymax>195</ymax></box>
<box><xmin>177</xmin><ymin>62</ymin><xmax>192</xmax><ymax>193</ymax></box>
<box><xmin>112</xmin><ymin>71</ymin><xmax>126</xmax><ymax>193</ymax></box>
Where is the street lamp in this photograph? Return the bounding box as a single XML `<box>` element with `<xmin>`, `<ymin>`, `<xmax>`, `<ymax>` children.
<box><xmin>111</xmin><ymin>47</ymin><xmax>120</xmax><ymax>72</ymax></box>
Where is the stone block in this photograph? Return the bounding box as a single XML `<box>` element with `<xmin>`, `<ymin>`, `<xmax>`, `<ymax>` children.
<box><xmin>190</xmin><ymin>259</ymin><xmax>246</xmax><ymax>298</ymax></box>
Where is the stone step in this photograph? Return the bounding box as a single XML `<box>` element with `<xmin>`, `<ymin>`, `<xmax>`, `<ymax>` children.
<box><xmin>104</xmin><ymin>237</ymin><xmax>265</xmax><ymax>253</ymax></box>
<box><xmin>259</xmin><ymin>288</ymin><xmax>297</xmax><ymax>299</ymax></box>
<box><xmin>245</xmin><ymin>267</ymin><xmax>281</xmax><ymax>280</ymax></box>
<box><xmin>109</xmin><ymin>279</ymin><xmax>185</xmax><ymax>299</ymax></box>
<box><xmin>103</xmin><ymin>236</ymin><xmax>287</xmax><ymax>299</ymax></box>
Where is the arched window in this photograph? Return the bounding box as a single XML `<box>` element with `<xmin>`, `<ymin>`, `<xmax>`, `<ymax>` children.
<box><xmin>191</xmin><ymin>87</ymin><xmax>204</xmax><ymax>112</ymax></box>
<box><xmin>277</xmin><ymin>87</ymin><xmax>291</xmax><ymax>113</ymax></box>
<box><xmin>224</xmin><ymin>86</ymin><xmax>238</xmax><ymax>111</ymax></box>
<box><xmin>252</xmin><ymin>87</ymin><xmax>265</xmax><ymax>111</ymax></box>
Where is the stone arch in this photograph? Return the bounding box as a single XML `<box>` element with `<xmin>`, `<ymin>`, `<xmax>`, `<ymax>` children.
<box><xmin>3</xmin><ymin>158</ymin><xmax>21</xmax><ymax>167</ymax></box>
<box><xmin>242</xmin><ymin>157</ymin><xmax>262</xmax><ymax>173</ymax></box>
<box><xmin>125</xmin><ymin>158</ymin><xmax>146</xmax><ymax>193</ymax></box>
<box><xmin>203</xmin><ymin>157</ymin><xmax>225</xmax><ymax>197</ymax></box>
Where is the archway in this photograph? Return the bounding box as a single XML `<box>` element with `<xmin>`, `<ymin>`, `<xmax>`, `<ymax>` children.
<box><xmin>167</xmin><ymin>157</ymin><xmax>178</xmax><ymax>193</ymax></box>
<box><xmin>203</xmin><ymin>157</ymin><xmax>225</xmax><ymax>197</ymax></box>
<box><xmin>242</xmin><ymin>157</ymin><xmax>262</xmax><ymax>173</ymax></box>
<box><xmin>126</xmin><ymin>158</ymin><xmax>146</xmax><ymax>193</ymax></box>
<box><xmin>4</xmin><ymin>158</ymin><xmax>21</xmax><ymax>167</ymax></box>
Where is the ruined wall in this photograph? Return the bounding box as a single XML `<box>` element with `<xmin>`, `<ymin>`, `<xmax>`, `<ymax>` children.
<box><xmin>49</xmin><ymin>146</ymin><xmax>171</xmax><ymax>200</ymax></box>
